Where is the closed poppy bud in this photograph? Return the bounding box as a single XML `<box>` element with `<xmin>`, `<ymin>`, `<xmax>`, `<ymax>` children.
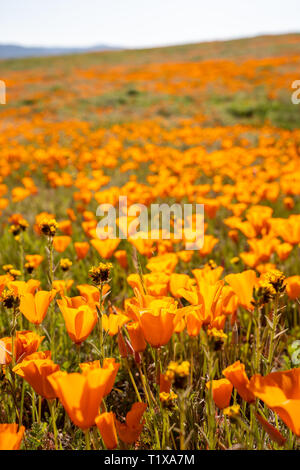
<box><xmin>95</xmin><ymin>412</ymin><xmax>118</xmax><ymax>449</ymax></box>
<box><xmin>114</xmin><ymin>250</ymin><xmax>128</xmax><ymax>269</ymax></box>
<box><xmin>127</xmin><ymin>322</ymin><xmax>146</xmax><ymax>352</ymax></box>
<box><xmin>228</xmin><ymin>229</ymin><xmax>239</xmax><ymax>242</ymax></box>
<box><xmin>206</xmin><ymin>378</ymin><xmax>233</xmax><ymax>409</ymax></box>
<box><xmin>160</xmin><ymin>373</ymin><xmax>172</xmax><ymax>393</ymax></box>
<box><xmin>117</xmin><ymin>329</ymin><xmax>128</xmax><ymax>358</ymax></box>
<box><xmin>0</xmin><ymin>424</ymin><xmax>25</xmax><ymax>450</ymax></box>
<box><xmin>222</xmin><ymin>360</ymin><xmax>255</xmax><ymax>403</ymax></box>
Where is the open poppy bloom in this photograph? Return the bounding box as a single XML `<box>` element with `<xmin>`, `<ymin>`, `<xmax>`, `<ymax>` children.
<box><xmin>102</xmin><ymin>312</ymin><xmax>130</xmax><ymax>336</ymax></box>
<box><xmin>95</xmin><ymin>412</ymin><xmax>118</xmax><ymax>449</ymax></box>
<box><xmin>19</xmin><ymin>289</ymin><xmax>56</xmax><ymax>324</ymax></box>
<box><xmin>222</xmin><ymin>360</ymin><xmax>255</xmax><ymax>403</ymax></box>
<box><xmin>0</xmin><ymin>330</ymin><xmax>44</xmax><ymax>364</ymax></box>
<box><xmin>57</xmin><ymin>297</ymin><xmax>98</xmax><ymax>344</ymax></box>
<box><xmin>139</xmin><ymin>305</ymin><xmax>175</xmax><ymax>348</ymax></box>
<box><xmin>115</xmin><ymin>402</ymin><xmax>147</xmax><ymax>444</ymax></box>
<box><xmin>74</xmin><ymin>242</ymin><xmax>90</xmax><ymax>260</ymax></box>
<box><xmin>48</xmin><ymin>367</ymin><xmax>117</xmax><ymax>429</ymax></box>
<box><xmin>285</xmin><ymin>276</ymin><xmax>300</xmax><ymax>300</ymax></box>
<box><xmin>0</xmin><ymin>424</ymin><xmax>25</xmax><ymax>450</ymax></box>
<box><xmin>206</xmin><ymin>378</ymin><xmax>233</xmax><ymax>409</ymax></box>
<box><xmin>76</xmin><ymin>284</ymin><xmax>110</xmax><ymax>307</ymax></box>
<box><xmin>91</xmin><ymin>238</ymin><xmax>120</xmax><ymax>259</ymax></box>
<box><xmin>225</xmin><ymin>270</ymin><xmax>257</xmax><ymax>310</ymax></box>
<box><xmin>79</xmin><ymin>357</ymin><xmax>120</xmax><ymax>396</ymax></box>
<box><xmin>248</xmin><ymin>368</ymin><xmax>300</xmax><ymax>436</ymax></box>
<box><xmin>13</xmin><ymin>351</ymin><xmax>60</xmax><ymax>399</ymax></box>
<box><xmin>53</xmin><ymin>236</ymin><xmax>72</xmax><ymax>253</ymax></box>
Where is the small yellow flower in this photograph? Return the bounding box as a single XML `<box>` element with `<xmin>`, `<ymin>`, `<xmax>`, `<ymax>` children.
<box><xmin>159</xmin><ymin>391</ymin><xmax>178</xmax><ymax>405</ymax></box>
<box><xmin>25</xmin><ymin>261</ymin><xmax>35</xmax><ymax>274</ymax></box>
<box><xmin>2</xmin><ymin>264</ymin><xmax>14</xmax><ymax>273</ymax></box>
<box><xmin>205</xmin><ymin>259</ymin><xmax>217</xmax><ymax>270</ymax></box>
<box><xmin>165</xmin><ymin>360</ymin><xmax>190</xmax><ymax>388</ymax></box>
<box><xmin>60</xmin><ymin>258</ymin><xmax>72</xmax><ymax>272</ymax></box>
<box><xmin>9</xmin><ymin>269</ymin><xmax>21</xmax><ymax>279</ymax></box>
<box><xmin>1</xmin><ymin>288</ymin><xmax>20</xmax><ymax>309</ymax></box>
<box><xmin>207</xmin><ymin>328</ymin><xmax>228</xmax><ymax>340</ymax></box>
<box><xmin>39</xmin><ymin>218</ymin><xmax>58</xmax><ymax>237</ymax></box>
<box><xmin>230</xmin><ymin>256</ymin><xmax>240</xmax><ymax>265</ymax></box>
<box><xmin>89</xmin><ymin>262</ymin><xmax>113</xmax><ymax>285</ymax></box>
<box><xmin>223</xmin><ymin>404</ymin><xmax>240</xmax><ymax>418</ymax></box>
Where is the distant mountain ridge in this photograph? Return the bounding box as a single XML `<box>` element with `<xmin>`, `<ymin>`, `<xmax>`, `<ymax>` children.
<box><xmin>0</xmin><ymin>44</ymin><xmax>122</xmax><ymax>59</ymax></box>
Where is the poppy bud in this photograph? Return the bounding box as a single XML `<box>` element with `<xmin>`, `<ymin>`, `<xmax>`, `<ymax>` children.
<box><xmin>117</xmin><ymin>329</ymin><xmax>128</xmax><ymax>358</ymax></box>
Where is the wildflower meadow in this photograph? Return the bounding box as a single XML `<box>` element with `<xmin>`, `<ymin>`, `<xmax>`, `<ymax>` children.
<box><xmin>0</xmin><ymin>33</ymin><xmax>300</xmax><ymax>452</ymax></box>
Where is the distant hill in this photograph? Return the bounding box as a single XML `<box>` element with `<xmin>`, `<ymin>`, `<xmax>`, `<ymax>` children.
<box><xmin>0</xmin><ymin>44</ymin><xmax>122</xmax><ymax>59</ymax></box>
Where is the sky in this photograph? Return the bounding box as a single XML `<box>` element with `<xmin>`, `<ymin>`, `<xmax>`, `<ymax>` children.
<box><xmin>1</xmin><ymin>0</ymin><xmax>300</xmax><ymax>49</ymax></box>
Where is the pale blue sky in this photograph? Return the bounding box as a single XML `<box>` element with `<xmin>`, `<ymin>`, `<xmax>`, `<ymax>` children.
<box><xmin>1</xmin><ymin>0</ymin><xmax>299</xmax><ymax>48</ymax></box>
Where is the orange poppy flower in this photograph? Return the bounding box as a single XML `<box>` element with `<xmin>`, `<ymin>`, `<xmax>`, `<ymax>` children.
<box><xmin>57</xmin><ymin>297</ymin><xmax>97</xmax><ymax>344</ymax></box>
<box><xmin>275</xmin><ymin>243</ymin><xmax>293</xmax><ymax>261</ymax></box>
<box><xmin>53</xmin><ymin>236</ymin><xmax>72</xmax><ymax>253</ymax></box>
<box><xmin>169</xmin><ymin>273</ymin><xmax>195</xmax><ymax>298</ymax></box>
<box><xmin>222</xmin><ymin>361</ymin><xmax>255</xmax><ymax>403</ymax></box>
<box><xmin>25</xmin><ymin>255</ymin><xmax>44</xmax><ymax>269</ymax></box>
<box><xmin>9</xmin><ymin>279</ymin><xmax>41</xmax><ymax>296</ymax></box>
<box><xmin>115</xmin><ymin>402</ymin><xmax>147</xmax><ymax>444</ymax></box>
<box><xmin>102</xmin><ymin>312</ymin><xmax>129</xmax><ymax>336</ymax></box>
<box><xmin>285</xmin><ymin>276</ymin><xmax>300</xmax><ymax>300</ymax></box>
<box><xmin>0</xmin><ymin>424</ymin><xmax>25</xmax><ymax>450</ymax></box>
<box><xmin>206</xmin><ymin>378</ymin><xmax>233</xmax><ymax>409</ymax></box>
<box><xmin>139</xmin><ymin>306</ymin><xmax>175</xmax><ymax>348</ymax></box>
<box><xmin>248</xmin><ymin>368</ymin><xmax>300</xmax><ymax>436</ymax></box>
<box><xmin>76</xmin><ymin>283</ymin><xmax>110</xmax><ymax>307</ymax></box>
<box><xmin>79</xmin><ymin>357</ymin><xmax>120</xmax><ymax>397</ymax></box>
<box><xmin>198</xmin><ymin>235</ymin><xmax>218</xmax><ymax>257</ymax></box>
<box><xmin>0</xmin><ymin>330</ymin><xmax>44</xmax><ymax>364</ymax></box>
<box><xmin>52</xmin><ymin>279</ymin><xmax>74</xmax><ymax>296</ymax></box>
<box><xmin>91</xmin><ymin>238</ymin><xmax>120</xmax><ymax>259</ymax></box>
<box><xmin>19</xmin><ymin>290</ymin><xmax>56</xmax><ymax>325</ymax></box>
<box><xmin>114</xmin><ymin>250</ymin><xmax>128</xmax><ymax>269</ymax></box>
<box><xmin>95</xmin><ymin>412</ymin><xmax>118</xmax><ymax>449</ymax></box>
<box><xmin>225</xmin><ymin>270</ymin><xmax>257</xmax><ymax>310</ymax></box>
<box><xmin>58</xmin><ymin>220</ymin><xmax>73</xmax><ymax>236</ymax></box>
<box><xmin>74</xmin><ymin>242</ymin><xmax>90</xmax><ymax>260</ymax></box>
<box><xmin>13</xmin><ymin>351</ymin><xmax>60</xmax><ymax>399</ymax></box>
<box><xmin>48</xmin><ymin>367</ymin><xmax>116</xmax><ymax>429</ymax></box>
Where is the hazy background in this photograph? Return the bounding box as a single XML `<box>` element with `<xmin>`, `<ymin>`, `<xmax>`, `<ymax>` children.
<box><xmin>1</xmin><ymin>0</ymin><xmax>299</xmax><ymax>49</ymax></box>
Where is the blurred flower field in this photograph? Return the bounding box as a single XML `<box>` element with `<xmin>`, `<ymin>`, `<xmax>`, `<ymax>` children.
<box><xmin>0</xmin><ymin>34</ymin><xmax>300</xmax><ymax>450</ymax></box>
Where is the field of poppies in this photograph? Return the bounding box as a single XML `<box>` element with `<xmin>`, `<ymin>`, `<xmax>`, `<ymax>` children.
<box><xmin>0</xmin><ymin>33</ymin><xmax>300</xmax><ymax>451</ymax></box>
